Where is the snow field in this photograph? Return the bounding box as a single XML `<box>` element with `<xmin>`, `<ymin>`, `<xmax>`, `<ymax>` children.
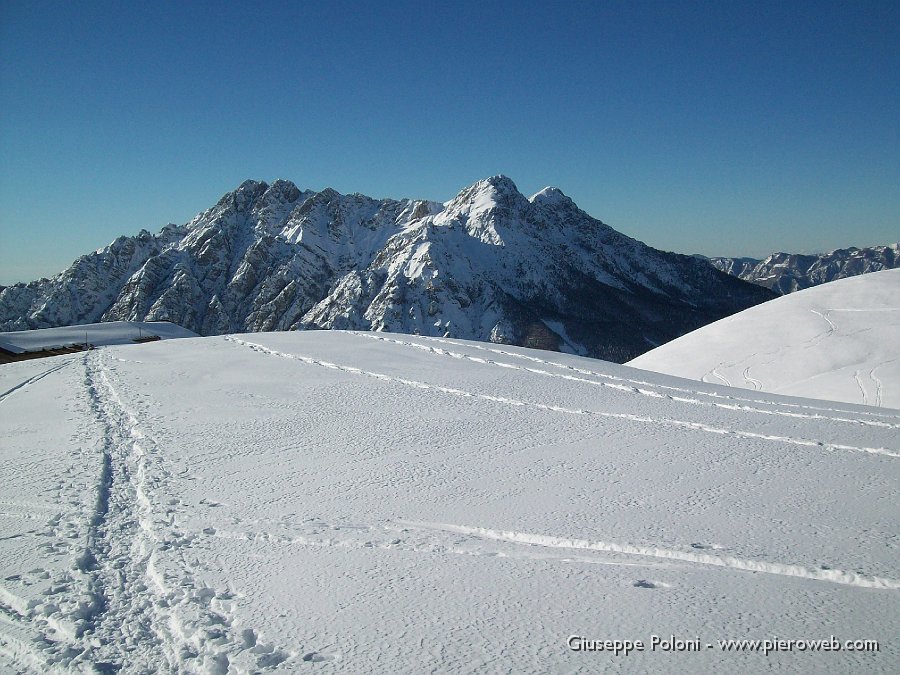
<box><xmin>0</xmin><ymin>331</ymin><xmax>897</xmax><ymax>673</ymax></box>
<box><xmin>630</xmin><ymin>269</ymin><xmax>900</xmax><ymax>408</ymax></box>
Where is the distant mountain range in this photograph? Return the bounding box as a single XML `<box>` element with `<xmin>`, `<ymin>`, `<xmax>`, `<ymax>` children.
<box><xmin>704</xmin><ymin>243</ymin><xmax>899</xmax><ymax>294</ymax></box>
<box><xmin>0</xmin><ymin>176</ymin><xmax>773</xmax><ymax>362</ymax></box>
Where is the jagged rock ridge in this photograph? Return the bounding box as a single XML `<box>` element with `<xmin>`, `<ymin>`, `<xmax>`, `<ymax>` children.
<box><xmin>707</xmin><ymin>244</ymin><xmax>899</xmax><ymax>294</ymax></box>
<box><xmin>1</xmin><ymin>176</ymin><xmax>774</xmax><ymax>362</ymax></box>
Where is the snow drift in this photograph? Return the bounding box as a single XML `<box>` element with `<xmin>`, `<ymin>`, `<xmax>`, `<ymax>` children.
<box><xmin>628</xmin><ymin>268</ymin><xmax>900</xmax><ymax>408</ymax></box>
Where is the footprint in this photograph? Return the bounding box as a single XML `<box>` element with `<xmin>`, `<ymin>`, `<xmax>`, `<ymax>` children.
<box><xmin>302</xmin><ymin>650</ymin><xmax>339</xmax><ymax>663</ymax></box>
<box><xmin>203</xmin><ymin>652</ymin><xmax>230</xmax><ymax>675</ymax></box>
<box><xmin>252</xmin><ymin>642</ymin><xmax>290</xmax><ymax>667</ymax></box>
<box><xmin>239</xmin><ymin>628</ymin><xmax>257</xmax><ymax>648</ymax></box>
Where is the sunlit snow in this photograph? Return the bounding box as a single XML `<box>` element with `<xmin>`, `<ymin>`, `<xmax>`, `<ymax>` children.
<box><xmin>630</xmin><ymin>269</ymin><xmax>900</xmax><ymax>408</ymax></box>
<box><xmin>0</xmin><ymin>330</ymin><xmax>897</xmax><ymax>672</ymax></box>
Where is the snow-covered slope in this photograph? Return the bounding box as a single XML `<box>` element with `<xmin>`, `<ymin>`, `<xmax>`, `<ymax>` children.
<box><xmin>708</xmin><ymin>243</ymin><xmax>899</xmax><ymax>294</ymax></box>
<box><xmin>0</xmin><ymin>321</ymin><xmax>196</xmax><ymax>354</ymax></box>
<box><xmin>1</xmin><ymin>331</ymin><xmax>897</xmax><ymax>673</ymax></box>
<box><xmin>629</xmin><ymin>269</ymin><xmax>900</xmax><ymax>408</ymax></box>
<box><xmin>0</xmin><ymin>176</ymin><xmax>773</xmax><ymax>362</ymax></box>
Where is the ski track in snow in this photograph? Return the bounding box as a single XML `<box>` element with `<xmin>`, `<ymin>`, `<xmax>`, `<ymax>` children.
<box><xmin>742</xmin><ymin>367</ymin><xmax>762</xmax><ymax>391</ymax></box>
<box><xmin>0</xmin><ymin>356</ymin><xmax>107</xmax><ymax>672</ymax></box>
<box><xmin>709</xmin><ymin>368</ymin><xmax>732</xmax><ymax>387</ymax></box>
<box><xmin>870</xmin><ymin>366</ymin><xmax>885</xmax><ymax>408</ymax></box>
<box><xmin>226</xmin><ymin>336</ymin><xmax>900</xmax><ymax>459</ymax></box>
<box><xmin>0</xmin><ymin>359</ymin><xmax>75</xmax><ymax>405</ymax></box>
<box><xmin>381</xmin><ymin>332</ymin><xmax>900</xmax><ymax>422</ymax></box>
<box><xmin>804</xmin><ymin>308</ymin><xmax>839</xmax><ymax>351</ymax></box>
<box><xmin>200</xmin><ymin>519</ymin><xmax>678</xmax><ymax>572</ymax></box>
<box><xmin>0</xmin><ymin>609</ymin><xmax>65</xmax><ymax>674</ymax></box>
<box><xmin>189</xmin><ymin>513</ymin><xmax>900</xmax><ymax>591</ymax></box>
<box><xmin>350</xmin><ymin>332</ymin><xmax>899</xmax><ymax>429</ymax></box>
<box><xmin>810</xmin><ymin>308</ymin><xmax>837</xmax><ymax>336</ymax></box>
<box><xmin>854</xmin><ymin>370</ymin><xmax>870</xmax><ymax>407</ymax></box>
<box><xmin>398</xmin><ymin>521</ymin><xmax>900</xmax><ymax>590</ymax></box>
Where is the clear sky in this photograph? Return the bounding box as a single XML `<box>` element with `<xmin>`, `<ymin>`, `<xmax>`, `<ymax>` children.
<box><xmin>1</xmin><ymin>0</ymin><xmax>897</xmax><ymax>284</ymax></box>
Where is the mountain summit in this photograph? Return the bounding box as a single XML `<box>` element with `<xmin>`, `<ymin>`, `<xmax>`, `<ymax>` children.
<box><xmin>0</xmin><ymin>177</ymin><xmax>773</xmax><ymax>361</ymax></box>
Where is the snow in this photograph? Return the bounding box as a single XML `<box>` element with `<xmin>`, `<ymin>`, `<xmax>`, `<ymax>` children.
<box><xmin>542</xmin><ymin>318</ymin><xmax>589</xmax><ymax>356</ymax></box>
<box><xmin>529</xmin><ymin>186</ymin><xmax>571</xmax><ymax>206</ymax></box>
<box><xmin>628</xmin><ymin>269</ymin><xmax>900</xmax><ymax>409</ymax></box>
<box><xmin>0</xmin><ymin>330</ymin><xmax>897</xmax><ymax>672</ymax></box>
<box><xmin>0</xmin><ymin>321</ymin><xmax>198</xmax><ymax>354</ymax></box>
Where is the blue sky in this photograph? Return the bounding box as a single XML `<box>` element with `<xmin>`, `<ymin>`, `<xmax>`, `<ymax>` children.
<box><xmin>1</xmin><ymin>0</ymin><xmax>897</xmax><ymax>284</ymax></box>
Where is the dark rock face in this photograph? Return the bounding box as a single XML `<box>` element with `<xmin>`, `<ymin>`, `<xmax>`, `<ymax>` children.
<box><xmin>1</xmin><ymin>176</ymin><xmax>774</xmax><ymax>362</ymax></box>
<box><xmin>708</xmin><ymin>244</ymin><xmax>899</xmax><ymax>295</ymax></box>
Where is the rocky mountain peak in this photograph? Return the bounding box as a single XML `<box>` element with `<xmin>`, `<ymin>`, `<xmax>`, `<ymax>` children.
<box><xmin>234</xmin><ymin>179</ymin><xmax>269</xmax><ymax>200</ymax></box>
<box><xmin>316</xmin><ymin>187</ymin><xmax>342</xmax><ymax>201</ymax></box>
<box><xmin>441</xmin><ymin>174</ymin><xmax>530</xmax><ymax>225</ymax></box>
<box><xmin>262</xmin><ymin>179</ymin><xmax>302</xmax><ymax>204</ymax></box>
<box><xmin>530</xmin><ymin>186</ymin><xmax>573</xmax><ymax>207</ymax></box>
<box><xmin>1</xmin><ymin>176</ymin><xmax>775</xmax><ymax>361</ymax></box>
<box><xmin>479</xmin><ymin>174</ymin><xmax>520</xmax><ymax>193</ymax></box>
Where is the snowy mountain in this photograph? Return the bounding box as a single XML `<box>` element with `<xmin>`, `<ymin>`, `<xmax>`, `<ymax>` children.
<box><xmin>707</xmin><ymin>243</ymin><xmax>899</xmax><ymax>294</ymax></box>
<box><xmin>0</xmin><ymin>177</ymin><xmax>773</xmax><ymax>362</ymax></box>
<box><xmin>628</xmin><ymin>268</ymin><xmax>900</xmax><ymax>408</ymax></box>
<box><xmin>1</xmin><ymin>331</ymin><xmax>897</xmax><ymax>673</ymax></box>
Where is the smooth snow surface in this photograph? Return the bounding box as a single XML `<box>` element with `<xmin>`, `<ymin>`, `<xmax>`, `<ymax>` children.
<box><xmin>0</xmin><ymin>331</ymin><xmax>897</xmax><ymax>673</ymax></box>
<box><xmin>629</xmin><ymin>269</ymin><xmax>900</xmax><ymax>408</ymax></box>
<box><xmin>0</xmin><ymin>321</ymin><xmax>197</xmax><ymax>354</ymax></box>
